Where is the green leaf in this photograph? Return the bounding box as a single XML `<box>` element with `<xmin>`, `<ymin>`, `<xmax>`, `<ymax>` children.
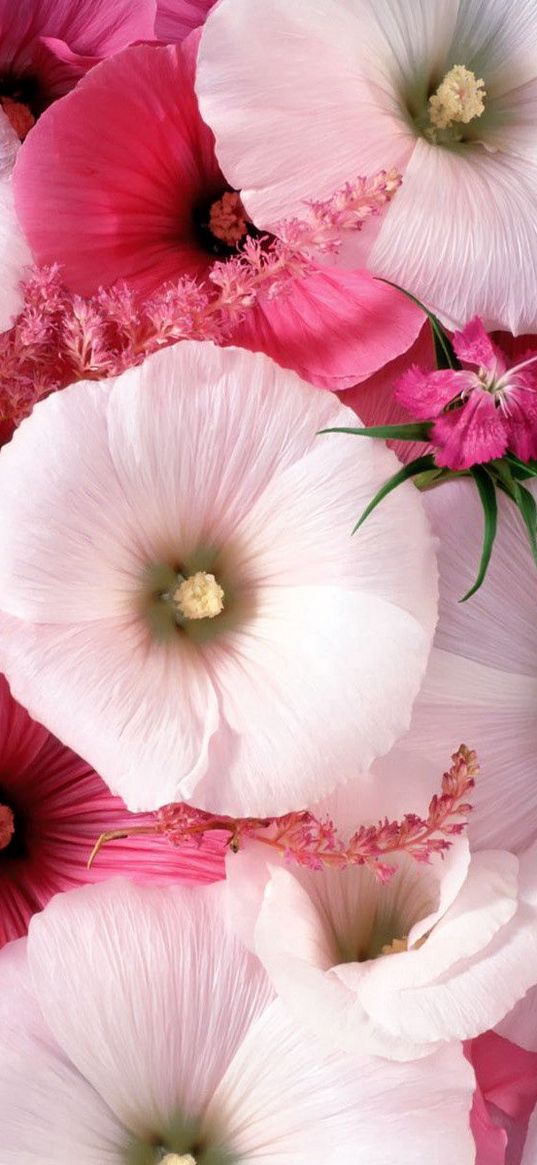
<box><xmin>459</xmin><ymin>467</ymin><xmax>498</xmax><ymax>601</ymax></box>
<box><xmin>515</xmin><ymin>482</ymin><xmax>537</xmax><ymax>568</ymax></box>
<box><xmin>377</xmin><ymin>279</ymin><xmax>460</xmax><ymax>371</ymax></box>
<box><xmin>505</xmin><ymin>453</ymin><xmax>537</xmax><ymax>480</ymax></box>
<box><xmin>352</xmin><ymin>454</ymin><xmax>437</xmax><ymax>534</ymax></box>
<box><xmin>319</xmin><ymin>422</ymin><xmax>433</xmax><ymax>442</ymax></box>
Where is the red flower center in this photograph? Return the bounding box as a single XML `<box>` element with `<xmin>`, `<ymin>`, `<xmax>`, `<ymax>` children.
<box><xmin>0</xmin><ymin>803</ymin><xmax>15</xmax><ymax>851</ymax></box>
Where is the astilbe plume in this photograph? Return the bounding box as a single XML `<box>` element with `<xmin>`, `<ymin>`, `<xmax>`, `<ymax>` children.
<box><xmin>0</xmin><ymin>168</ymin><xmax>400</xmax><ymax>429</ymax></box>
<box><xmin>88</xmin><ymin>744</ymin><xmax>477</xmax><ymax>884</ymax></box>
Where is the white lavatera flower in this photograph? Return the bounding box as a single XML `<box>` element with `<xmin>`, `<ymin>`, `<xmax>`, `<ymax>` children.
<box><xmin>196</xmin><ymin>0</ymin><xmax>537</xmax><ymax>332</ymax></box>
<box><xmin>225</xmin><ymin>752</ymin><xmax>537</xmax><ymax>1061</ymax></box>
<box><xmin>0</xmin><ymin>879</ymin><xmax>477</xmax><ymax>1164</ymax></box>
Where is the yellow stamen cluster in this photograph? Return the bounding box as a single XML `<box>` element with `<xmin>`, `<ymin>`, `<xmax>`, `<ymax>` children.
<box><xmin>160</xmin><ymin>1155</ymin><xmax>196</xmax><ymax>1165</ymax></box>
<box><xmin>428</xmin><ymin>65</ymin><xmax>486</xmax><ymax>130</ymax></box>
<box><xmin>381</xmin><ymin>936</ymin><xmax>409</xmax><ymax>956</ymax></box>
<box><xmin>174</xmin><ymin>571</ymin><xmax>225</xmax><ymax>621</ymax></box>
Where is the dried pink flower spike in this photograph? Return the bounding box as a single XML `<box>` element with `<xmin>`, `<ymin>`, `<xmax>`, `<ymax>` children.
<box><xmin>88</xmin><ymin>744</ymin><xmax>477</xmax><ymax>882</ymax></box>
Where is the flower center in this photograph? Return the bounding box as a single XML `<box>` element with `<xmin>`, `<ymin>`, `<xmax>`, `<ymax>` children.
<box><xmin>381</xmin><ymin>935</ymin><xmax>409</xmax><ymax>956</ymax></box>
<box><xmin>426</xmin><ymin>65</ymin><xmax>486</xmax><ymax>141</ymax></box>
<box><xmin>0</xmin><ymin>803</ymin><xmax>15</xmax><ymax>851</ymax></box>
<box><xmin>0</xmin><ymin>74</ymin><xmax>40</xmax><ymax>140</ymax></box>
<box><xmin>173</xmin><ymin>572</ymin><xmax>224</xmax><ymax>621</ymax></box>
<box><xmin>0</xmin><ymin>95</ymin><xmax>35</xmax><ymax>140</ymax></box>
<box><xmin>161</xmin><ymin>1156</ymin><xmax>196</xmax><ymax>1164</ymax></box>
<box><xmin>208</xmin><ymin>191</ymin><xmax>249</xmax><ymax>247</ymax></box>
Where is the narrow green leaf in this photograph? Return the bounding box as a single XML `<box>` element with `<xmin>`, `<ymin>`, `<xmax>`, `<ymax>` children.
<box><xmin>352</xmin><ymin>454</ymin><xmax>437</xmax><ymax>534</ymax></box>
<box><xmin>460</xmin><ymin>467</ymin><xmax>498</xmax><ymax>602</ymax></box>
<box><xmin>377</xmin><ymin>279</ymin><xmax>460</xmax><ymax>371</ymax></box>
<box><xmin>505</xmin><ymin>453</ymin><xmax>537</xmax><ymax>480</ymax></box>
<box><xmin>515</xmin><ymin>482</ymin><xmax>537</xmax><ymax>568</ymax></box>
<box><xmin>319</xmin><ymin>422</ymin><xmax>433</xmax><ymax>442</ymax></box>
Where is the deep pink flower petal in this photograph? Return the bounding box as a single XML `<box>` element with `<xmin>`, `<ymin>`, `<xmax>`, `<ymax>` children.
<box><xmin>433</xmin><ymin>391</ymin><xmax>508</xmax><ymax>469</ymax></box>
<box><xmin>396</xmin><ymin>366</ymin><xmax>475</xmax><ymax>419</ymax></box>
<box><xmin>156</xmin><ymin>0</ymin><xmax>216</xmax><ymax>41</ymax></box>
<box><xmin>14</xmin><ymin>42</ymin><xmax>219</xmax><ymax>296</ymax></box>
<box><xmin>505</xmin><ymin>388</ymin><xmax>537</xmax><ymax>461</ymax></box>
<box><xmin>453</xmin><ymin>316</ymin><xmax>508</xmax><ymax>375</ymax></box>
<box><xmin>0</xmin><ymin>0</ymin><xmax>156</xmax><ymax>74</ymax></box>
<box><xmin>233</xmin><ymin>267</ymin><xmax>423</xmax><ymax>389</ymax></box>
<box><xmin>30</xmin><ymin>37</ymin><xmax>101</xmax><ymax>101</ymax></box>
<box><xmin>467</xmin><ymin>1031</ymin><xmax>537</xmax><ymax>1165</ymax></box>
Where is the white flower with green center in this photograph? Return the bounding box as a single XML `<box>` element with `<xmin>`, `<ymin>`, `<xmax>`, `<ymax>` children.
<box><xmin>197</xmin><ymin>0</ymin><xmax>537</xmax><ymax>332</ymax></box>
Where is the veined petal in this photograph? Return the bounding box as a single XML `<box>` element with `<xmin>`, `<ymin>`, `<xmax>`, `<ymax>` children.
<box><xmin>396</xmin><ymin>366</ymin><xmax>474</xmax><ymax>418</ymax></box>
<box><xmin>433</xmin><ymin>390</ymin><xmax>508</xmax><ymax>468</ymax></box>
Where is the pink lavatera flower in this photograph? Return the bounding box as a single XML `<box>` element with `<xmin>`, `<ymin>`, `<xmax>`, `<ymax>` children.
<box><xmin>224</xmin><ymin>749</ymin><xmax>537</xmax><ymax>1062</ymax></box>
<box><xmin>12</xmin><ymin>37</ymin><xmax>422</xmax><ymax>390</ymax></box>
<box><xmin>0</xmin><ymin>673</ymin><xmax>224</xmax><ymax>949</ymax></box>
<box><xmin>396</xmin><ymin>317</ymin><xmax>537</xmax><ymax>470</ymax></box>
<box><xmin>0</xmin><ymin>0</ymin><xmax>155</xmax><ymax>141</ymax></box>
<box><xmin>197</xmin><ymin>0</ymin><xmax>537</xmax><ymax>333</ymax></box>
<box><xmin>0</xmin><ymin>879</ymin><xmax>477</xmax><ymax>1164</ymax></box>
<box><xmin>0</xmin><ymin>341</ymin><xmax>437</xmax><ymax>816</ymax></box>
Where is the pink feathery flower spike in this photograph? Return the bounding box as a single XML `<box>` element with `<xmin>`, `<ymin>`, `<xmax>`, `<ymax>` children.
<box><xmin>396</xmin><ymin>317</ymin><xmax>537</xmax><ymax>471</ymax></box>
<box><xmin>88</xmin><ymin>744</ymin><xmax>477</xmax><ymax>884</ymax></box>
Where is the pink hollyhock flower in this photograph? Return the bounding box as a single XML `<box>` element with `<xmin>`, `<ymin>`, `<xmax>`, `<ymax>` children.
<box><xmin>467</xmin><ymin>1030</ymin><xmax>537</xmax><ymax>1165</ymax></box>
<box><xmin>156</xmin><ymin>0</ymin><xmax>216</xmax><ymax>41</ymax></box>
<box><xmin>0</xmin><ymin>0</ymin><xmax>155</xmax><ymax>141</ymax></box>
<box><xmin>396</xmin><ymin>317</ymin><xmax>537</xmax><ymax>470</ymax></box>
<box><xmin>403</xmin><ymin>477</ymin><xmax>537</xmax><ymax>855</ymax></box>
<box><xmin>196</xmin><ymin>0</ymin><xmax>537</xmax><ymax>333</ymax></box>
<box><xmin>12</xmin><ymin>38</ymin><xmax>422</xmax><ymax>390</ymax></box>
<box><xmin>224</xmin><ymin>752</ymin><xmax>537</xmax><ymax>1061</ymax></box>
<box><xmin>0</xmin><ymin>878</ymin><xmax>477</xmax><ymax>1163</ymax></box>
<box><xmin>0</xmin><ymin>342</ymin><xmax>437</xmax><ymax>816</ymax></box>
<box><xmin>0</xmin><ymin>673</ymin><xmax>224</xmax><ymax>949</ymax></box>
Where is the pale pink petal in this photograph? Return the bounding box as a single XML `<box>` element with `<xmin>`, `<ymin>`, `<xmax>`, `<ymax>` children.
<box><xmin>523</xmin><ymin>1108</ymin><xmax>537</xmax><ymax>1165</ymax></box>
<box><xmin>433</xmin><ymin>389</ymin><xmax>508</xmax><ymax>468</ymax></box>
<box><xmin>0</xmin><ymin>939</ymin><xmax>126</xmax><ymax>1163</ymax></box>
<box><xmin>0</xmin><ymin>342</ymin><xmax>437</xmax><ymax>815</ymax></box>
<box><xmin>453</xmin><ymin>317</ymin><xmax>507</xmax><ymax>373</ymax></box>
<box><xmin>206</xmin><ymin>999</ymin><xmax>476</xmax><ymax>1165</ymax></box>
<box><xmin>196</xmin><ymin>0</ymin><xmax>415</xmax><ymax>238</ymax></box>
<box><xmin>0</xmin><ymin>113</ymin><xmax>31</xmax><ymax>332</ymax></box>
<box><xmin>28</xmin><ymin>880</ymin><xmax>274</xmax><ymax>1133</ymax></box>
<box><xmin>396</xmin><ymin>366</ymin><xmax>474</xmax><ymax>419</ymax></box>
<box><xmin>156</xmin><ymin>0</ymin><xmax>216</xmax><ymax>40</ymax></box>
<box><xmin>497</xmin><ymin>987</ymin><xmax>537</xmax><ymax>1053</ymax></box>
<box><xmin>370</xmin><ymin>142</ymin><xmax>537</xmax><ymax>333</ymax></box>
<box><xmin>407</xmin><ymin>479</ymin><xmax>537</xmax><ymax>852</ymax></box>
<box><xmin>233</xmin><ymin>267</ymin><xmax>423</xmax><ymax>390</ymax></box>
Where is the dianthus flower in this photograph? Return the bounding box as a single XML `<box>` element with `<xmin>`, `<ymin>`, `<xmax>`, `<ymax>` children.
<box><xmin>0</xmin><ymin>674</ymin><xmax>224</xmax><ymax>948</ymax></box>
<box><xmin>196</xmin><ymin>0</ymin><xmax>537</xmax><ymax>332</ymax></box>
<box><xmin>0</xmin><ymin>342</ymin><xmax>437</xmax><ymax>816</ymax></box>
<box><xmin>396</xmin><ymin>317</ymin><xmax>537</xmax><ymax>470</ymax></box>
<box><xmin>0</xmin><ymin>878</ymin><xmax>478</xmax><ymax>1163</ymax></box>
<box><xmin>225</xmin><ymin>746</ymin><xmax>537</xmax><ymax>1061</ymax></box>
<box><xmin>13</xmin><ymin>36</ymin><xmax>422</xmax><ymax>389</ymax></box>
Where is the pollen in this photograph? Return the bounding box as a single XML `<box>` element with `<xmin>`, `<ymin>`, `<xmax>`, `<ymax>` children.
<box><xmin>160</xmin><ymin>1156</ymin><xmax>196</xmax><ymax>1165</ymax></box>
<box><xmin>209</xmin><ymin>191</ymin><xmax>249</xmax><ymax>246</ymax></box>
<box><xmin>0</xmin><ymin>804</ymin><xmax>15</xmax><ymax>851</ymax></box>
<box><xmin>428</xmin><ymin>65</ymin><xmax>486</xmax><ymax>130</ymax></box>
<box><xmin>381</xmin><ymin>935</ymin><xmax>409</xmax><ymax>956</ymax></box>
<box><xmin>174</xmin><ymin>571</ymin><xmax>225</xmax><ymax>621</ymax></box>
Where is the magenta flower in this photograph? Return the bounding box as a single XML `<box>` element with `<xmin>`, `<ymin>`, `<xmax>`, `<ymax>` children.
<box><xmin>13</xmin><ymin>37</ymin><xmax>422</xmax><ymax>390</ymax></box>
<box><xmin>0</xmin><ymin>673</ymin><xmax>224</xmax><ymax>949</ymax></box>
<box><xmin>396</xmin><ymin>317</ymin><xmax>537</xmax><ymax>470</ymax></box>
<box><xmin>0</xmin><ymin>0</ymin><xmax>155</xmax><ymax>141</ymax></box>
